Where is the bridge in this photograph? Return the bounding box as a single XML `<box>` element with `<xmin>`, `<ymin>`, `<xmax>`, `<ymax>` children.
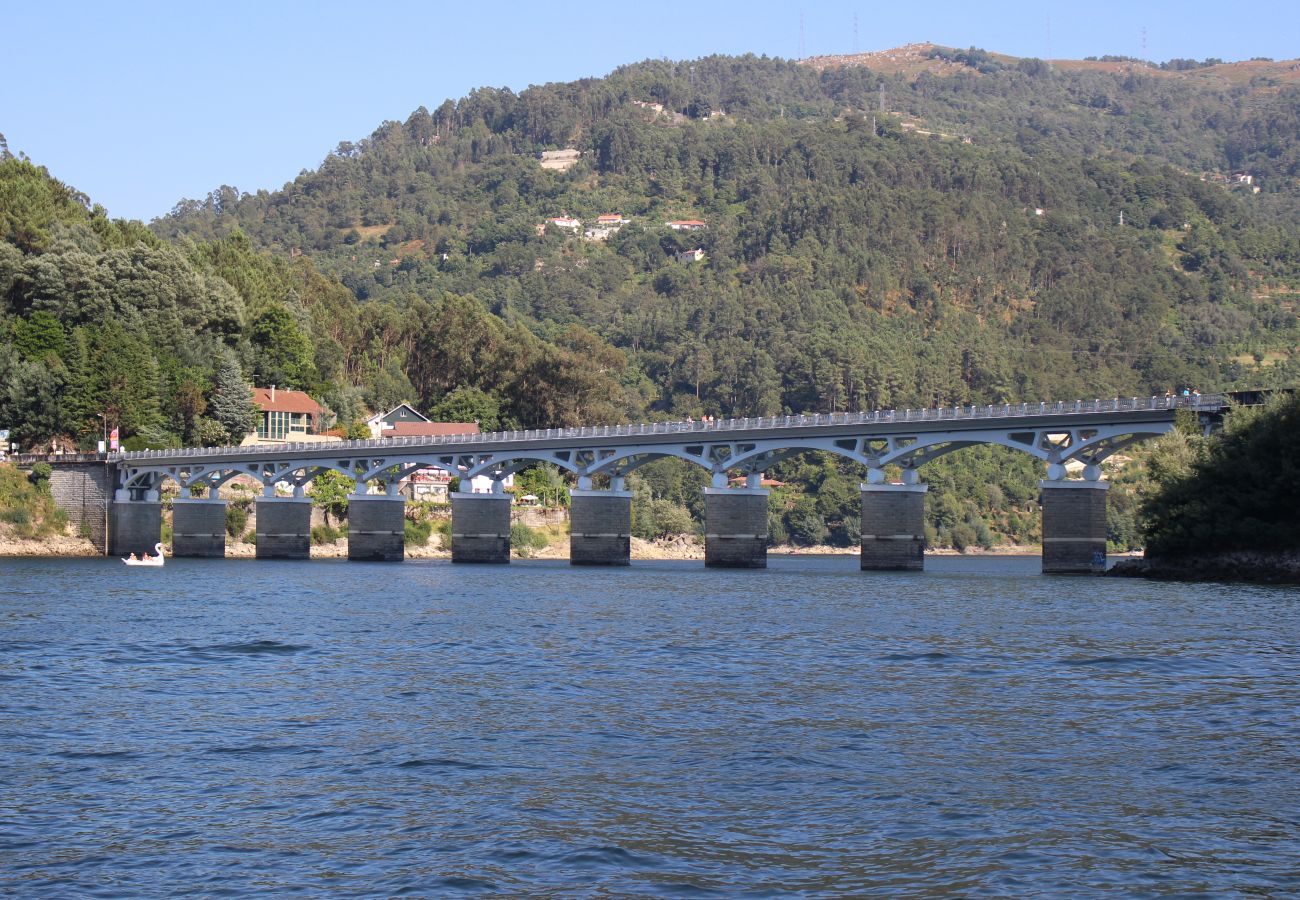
<box><xmin>23</xmin><ymin>395</ymin><xmax>1227</xmax><ymax>574</ymax></box>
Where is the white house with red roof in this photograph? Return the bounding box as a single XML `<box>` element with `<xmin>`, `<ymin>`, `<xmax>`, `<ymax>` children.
<box><xmin>666</xmin><ymin>219</ymin><xmax>706</xmax><ymax>231</ymax></box>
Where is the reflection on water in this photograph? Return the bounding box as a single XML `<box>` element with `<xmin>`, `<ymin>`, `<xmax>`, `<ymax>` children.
<box><xmin>2</xmin><ymin>555</ymin><xmax>1298</xmax><ymax>896</ymax></box>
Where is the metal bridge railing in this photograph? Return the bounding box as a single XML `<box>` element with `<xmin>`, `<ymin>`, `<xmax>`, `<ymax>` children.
<box><xmin>105</xmin><ymin>393</ymin><xmax>1224</xmax><ymax>463</ymax></box>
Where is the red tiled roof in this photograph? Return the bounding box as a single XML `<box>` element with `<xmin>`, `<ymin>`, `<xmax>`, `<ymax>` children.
<box><xmin>252</xmin><ymin>387</ymin><xmax>323</xmax><ymax>415</ymax></box>
<box><xmin>383</xmin><ymin>422</ymin><xmax>480</xmax><ymax>437</ymax></box>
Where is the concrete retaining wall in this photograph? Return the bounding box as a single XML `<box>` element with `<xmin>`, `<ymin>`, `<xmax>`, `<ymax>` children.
<box><xmin>255</xmin><ymin>498</ymin><xmax>312</xmax><ymax>559</ymax></box>
<box><xmin>451</xmin><ymin>493</ymin><xmax>511</xmax><ymax>563</ymax></box>
<box><xmin>704</xmin><ymin>488</ymin><xmax>768</xmax><ymax>568</ymax></box>
<box><xmin>1041</xmin><ymin>481</ymin><xmax>1109</xmax><ymax>575</ymax></box>
<box><xmin>569</xmin><ymin>490</ymin><xmax>631</xmax><ymax>565</ymax></box>
<box><xmin>172</xmin><ymin>499</ymin><xmax>227</xmax><ymax>558</ymax></box>
<box><xmin>348</xmin><ymin>495</ymin><xmax>405</xmax><ymax>561</ymax></box>
<box><xmin>860</xmin><ymin>485</ymin><xmax>927</xmax><ymax>571</ymax></box>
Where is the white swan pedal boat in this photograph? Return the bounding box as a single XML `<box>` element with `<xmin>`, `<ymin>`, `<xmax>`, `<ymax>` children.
<box><xmin>123</xmin><ymin>543</ymin><xmax>166</xmax><ymax>566</ymax></box>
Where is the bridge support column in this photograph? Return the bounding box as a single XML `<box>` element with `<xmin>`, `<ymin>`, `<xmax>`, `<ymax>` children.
<box><xmin>860</xmin><ymin>480</ymin><xmax>928</xmax><ymax>571</ymax></box>
<box><xmin>1041</xmin><ymin>479</ymin><xmax>1109</xmax><ymax>575</ymax></box>
<box><xmin>570</xmin><ymin>489</ymin><xmax>632</xmax><ymax>565</ymax></box>
<box><xmin>704</xmin><ymin>486</ymin><xmax>769</xmax><ymax>568</ymax></box>
<box><xmin>255</xmin><ymin>497</ymin><xmax>312</xmax><ymax>559</ymax></box>
<box><xmin>451</xmin><ymin>492</ymin><xmax>511</xmax><ymax>563</ymax></box>
<box><xmin>347</xmin><ymin>494</ymin><xmax>405</xmax><ymax>561</ymax></box>
<box><xmin>110</xmin><ymin>493</ymin><xmax>162</xmax><ymax>558</ymax></box>
<box><xmin>171</xmin><ymin>498</ymin><xmax>226</xmax><ymax>558</ymax></box>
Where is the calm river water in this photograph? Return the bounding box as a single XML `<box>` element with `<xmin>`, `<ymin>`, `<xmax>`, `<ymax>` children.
<box><xmin>1</xmin><ymin>555</ymin><xmax>1298</xmax><ymax>896</ymax></box>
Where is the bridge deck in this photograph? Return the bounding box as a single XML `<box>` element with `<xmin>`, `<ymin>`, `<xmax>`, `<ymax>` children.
<box><xmin>98</xmin><ymin>395</ymin><xmax>1221</xmax><ymax>468</ymax></box>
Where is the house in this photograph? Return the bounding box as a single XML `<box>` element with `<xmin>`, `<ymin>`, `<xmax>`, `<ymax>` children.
<box><xmin>546</xmin><ymin>216</ymin><xmax>583</xmax><ymax>231</ymax></box>
<box><xmin>1233</xmin><ymin>173</ymin><xmax>1254</xmax><ymax>185</ymax></box>
<box><xmin>365</xmin><ymin>402</ymin><xmax>428</xmax><ymax>439</ymax></box>
<box><xmin>596</xmin><ymin>214</ymin><xmax>628</xmax><ymax>225</ymax></box>
<box><xmin>366</xmin><ymin>404</ymin><xmax>482</xmax><ymax>440</ymax></box>
<box><xmin>467</xmin><ymin>472</ymin><xmax>515</xmax><ymax>494</ymax></box>
<box><xmin>666</xmin><ymin>219</ymin><xmax>706</xmax><ymax>231</ymax></box>
<box><xmin>246</xmin><ymin>387</ymin><xmax>336</xmax><ymax>445</ymax></box>
<box><xmin>403</xmin><ymin>467</ymin><xmax>453</xmax><ymax>502</ymax></box>
<box><xmin>677</xmin><ymin>248</ymin><xmax>706</xmax><ymax>264</ymax></box>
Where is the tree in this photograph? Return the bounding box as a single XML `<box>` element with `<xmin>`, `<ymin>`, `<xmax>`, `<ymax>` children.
<box><xmin>209</xmin><ymin>347</ymin><xmax>258</xmax><ymax>441</ymax></box>
<box><xmin>309</xmin><ymin>469</ymin><xmax>355</xmax><ymax>525</ymax></box>
<box><xmin>249</xmin><ymin>304</ymin><xmax>316</xmax><ymax>389</ymax></box>
<box><xmin>429</xmin><ymin>385</ymin><xmax>501</xmax><ymax>430</ymax></box>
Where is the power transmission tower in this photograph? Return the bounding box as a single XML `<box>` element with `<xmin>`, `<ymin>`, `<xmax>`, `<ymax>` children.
<box><xmin>853</xmin><ymin>14</ymin><xmax>859</xmax><ymax>53</ymax></box>
<box><xmin>800</xmin><ymin>8</ymin><xmax>806</xmax><ymax>58</ymax></box>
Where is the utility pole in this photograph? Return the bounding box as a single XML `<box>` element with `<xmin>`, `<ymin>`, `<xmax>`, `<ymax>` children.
<box><xmin>853</xmin><ymin>13</ymin><xmax>859</xmax><ymax>54</ymax></box>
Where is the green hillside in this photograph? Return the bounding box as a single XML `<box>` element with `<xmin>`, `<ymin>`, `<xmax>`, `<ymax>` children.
<box><xmin>154</xmin><ymin>50</ymin><xmax>1300</xmax><ymax>417</ymax></box>
<box><xmin>3</xmin><ymin>47</ymin><xmax>1298</xmax><ymax>549</ymax></box>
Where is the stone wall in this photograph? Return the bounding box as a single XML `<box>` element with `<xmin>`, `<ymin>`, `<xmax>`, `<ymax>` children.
<box><xmin>860</xmin><ymin>486</ymin><xmax>927</xmax><ymax>571</ymax></box>
<box><xmin>1041</xmin><ymin>482</ymin><xmax>1109</xmax><ymax>575</ymax></box>
<box><xmin>46</xmin><ymin>462</ymin><xmax>115</xmax><ymax>553</ymax></box>
<box><xmin>255</xmin><ymin>498</ymin><xmax>312</xmax><ymax>559</ymax></box>
<box><xmin>172</xmin><ymin>499</ymin><xmax>227</xmax><ymax>558</ymax></box>
<box><xmin>704</xmin><ymin>489</ymin><xmax>769</xmax><ymax>568</ymax></box>
<box><xmin>451</xmin><ymin>493</ymin><xmax>512</xmax><ymax>563</ymax></box>
<box><xmin>348</xmin><ymin>496</ymin><xmax>405</xmax><ymax>561</ymax></box>
<box><xmin>111</xmin><ymin>502</ymin><xmax>162</xmax><ymax>557</ymax></box>
<box><xmin>569</xmin><ymin>491</ymin><xmax>631</xmax><ymax>565</ymax></box>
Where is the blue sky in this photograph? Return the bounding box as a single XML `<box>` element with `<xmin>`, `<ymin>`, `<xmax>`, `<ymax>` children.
<box><xmin>3</xmin><ymin>0</ymin><xmax>1295</xmax><ymax>222</ymax></box>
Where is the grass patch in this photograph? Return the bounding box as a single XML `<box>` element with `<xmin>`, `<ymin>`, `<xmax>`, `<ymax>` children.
<box><xmin>0</xmin><ymin>463</ymin><xmax>69</xmax><ymax>539</ymax></box>
<box><xmin>311</xmin><ymin>524</ymin><xmax>344</xmax><ymax>545</ymax></box>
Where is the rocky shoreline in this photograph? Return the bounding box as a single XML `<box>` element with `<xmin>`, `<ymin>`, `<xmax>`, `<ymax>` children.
<box><xmin>2</xmin><ymin>527</ymin><xmax>1050</xmax><ymax>561</ymax></box>
<box><xmin>1107</xmin><ymin>552</ymin><xmax>1300</xmax><ymax>585</ymax></box>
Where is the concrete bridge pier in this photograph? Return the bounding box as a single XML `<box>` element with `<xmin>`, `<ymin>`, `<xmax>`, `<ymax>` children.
<box><xmin>570</xmin><ymin>477</ymin><xmax>631</xmax><ymax>566</ymax></box>
<box><xmin>860</xmin><ymin>471</ymin><xmax>928</xmax><ymax>571</ymax></box>
<box><xmin>171</xmin><ymin>497</ymin><xmax>227</xmax><ymax>558</ymax></box>
<box><xmin>451</xmin><ymin>491</ymin><xmax>512</xmax><ymax>563</ymax></box>
<box><xmin>704</xmin><ymin>475</ymin><xmax>769</xmax><ymax>568</ymax></box>
<box><xmin>1041</xmin><ymin>473</ymin><xmax>1110</xmax><ymax>575</ymax></box>
<box><xmin>348</xmin><ymin>492</ymin><xmax>405</xmax><ymax>561</ymax></box>
<box><xmin>255</xmin><ymin>492</ymin><xmax>312</xmax><ymax>559</ymax></box>
<box><xmin>110</xmin><ymin>489</ymin><xmax>162</xmax><ymax>558</ymax></box>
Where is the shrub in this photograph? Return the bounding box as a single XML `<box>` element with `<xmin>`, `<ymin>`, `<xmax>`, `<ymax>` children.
<box><xmin>405</xmin><ymin>519</ymin><xmax>433</xmax><ymax>546</ymax></box>
<box><xmin>510</xmin><ymin>522</ymin><xmax>536</xmax><ymax>556</ymax></box>
<box><xmin>28</xmin><ymin>462</ymin><xmax>52</xmax><ymax>491</ymax></box>
<box><xmin>509</xmin><ymin>522</ymin><xmax>549</xmax><ymax>555</ymax></box>
<box><xmin>242</xmin><ymin>529</ymin><xmax>257</xmax><ymax>544</ymax></box>
<box><xmin>225</xmin><ymin>505</ymin><xmax>248</xmax><ymax>538</ymax></box>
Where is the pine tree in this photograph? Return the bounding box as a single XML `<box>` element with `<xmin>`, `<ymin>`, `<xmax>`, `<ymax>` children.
<box><xmin>209</xmin><ymin>348</ymin><xmax>258</xmax><ymax>442</ymax></box>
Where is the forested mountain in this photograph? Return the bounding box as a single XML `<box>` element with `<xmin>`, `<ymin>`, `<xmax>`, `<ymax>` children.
<box><xmin>154</xmin><ymin>48</ymin><xmax>1300</xmax><ymax>418</ymax></box>
<box><xmin>0</xmin><ymin>156</ymin><xmax>627</xmax><ymax>451</ymax></box>
<box><xmin>3</xmin><ymin>47</ymin><xmax>1299</xmax><ymax>548</ymax></box>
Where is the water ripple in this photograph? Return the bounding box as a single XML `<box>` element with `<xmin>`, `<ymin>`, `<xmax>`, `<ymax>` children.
<box><xmin>1</xmin><ymin>555</ymin><xmax>1297</xmax><ymax>895</ymax></box>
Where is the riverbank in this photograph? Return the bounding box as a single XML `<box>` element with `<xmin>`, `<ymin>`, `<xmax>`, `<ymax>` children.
<box><xmin>1108</xmin><ymin>552</ymin><xmax>1300</xmax><ymax>584</ymax></box>
<box><xmin>0</xmin><ymin>524</ymin><xmax>1062</xmax><ymax>560</ymax></box>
